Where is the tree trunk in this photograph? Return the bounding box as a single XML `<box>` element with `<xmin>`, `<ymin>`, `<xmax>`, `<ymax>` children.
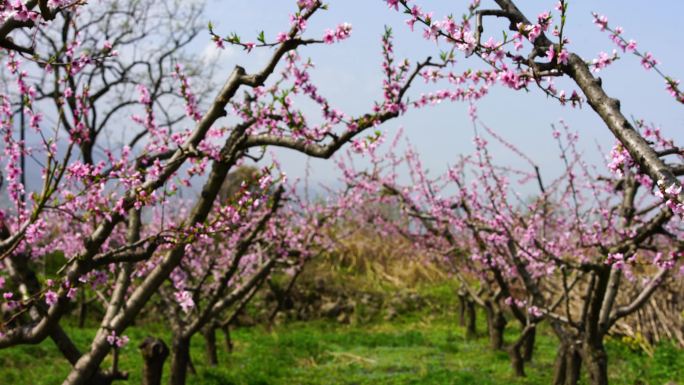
<box><xmin>508</xmin><ymin>343</ymin><xmax>525</xmax><ymax>377</ymax></box>
<box><xmin>60</xmin><ymin>328</ymin><xmax>128</xmax><ymax>385</ymax></box>
<box><xmin>507</xmin><ymin>325</ymin><xmax>537</xmax><ymax>377</ymax></box>
<box><xmin>582</xmin><ymin>340</ymin><xmax>608</xmax><ymax>385</ymax></box>
<box><xmin>565</xmin><ymin>345</ymin><xmax>582</xmax><ymax>385</ymax></box>
<box><xmin>552</xmin><ymin>343</ymin><xmax>582</xmax><ymax>385</ymax></box>
<box><xmin>169</xmin><ymin>337</ymin><xmax>191</xmax><ymax>385</ymax></box>
<box><xmin>80</xmin><ymin>141</ymin><xmax>94</xmax><ymax>166</ymax></box>
<box><xmin>203</xmin><ymin>326</ymin><xmax>218</xmax><ymax>366</ymax></box>
<box><xmin>140</xmin><ymin>337</ymin><xmax>169</xmax><ymax>385</ymax></box>
<box><xmin>78</xmin><ymin>290</ymin><xmax>87</xmax><ymax>328</ymax></box>
<box><xmin>485</xmin><ymin>305</ymin><xmax>506</xmax><ymax>350</ymax></box>
<box><xmin>221</xmin><ymin>324</ymin><xmax>233</xmax><ymax>353</ymax></box>
<box><xmin>6</xmin><ymin>252</ymin><xmax>125</xmax><ymax>385</ymax></box>
<box><xmin>522</xmin><ymin>325</ymin><xmax>536</xmax><ymax>362</ymax></box>
<box><xmin>457</xmin><ymin>291</ymin><xmax>467</xmax><ymax>327</ymax></box>
<box><xmin>552</xmin><ymin>345</ymin><xmax>567</xmax><ymax>385</ymax></box>
<box><xmin>465</xmin><ymin>299</ymin><xmax>477</xmax><ymax>339</ymax></box>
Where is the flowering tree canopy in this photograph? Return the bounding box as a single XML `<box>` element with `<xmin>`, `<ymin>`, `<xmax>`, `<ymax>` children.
<box><xmin>0</xmin><ymin>1</ymin><xmax>681</xmax><ymax>385</ymax></box>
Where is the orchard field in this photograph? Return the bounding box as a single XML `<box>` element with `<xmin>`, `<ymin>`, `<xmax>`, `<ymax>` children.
<box><xmin>3</xmin><ymin>307</ymin><xmax>684</xmax><ymax>385</ymax></box>
<box><xmin>2</xmin><ymin>272</ymin><xmax>684</xmax><ymax>384</ymax></box>
<box><xmin>0</xmin><ymin>1</ymin><xmax>683</xmax><ymax>385</ymax></box>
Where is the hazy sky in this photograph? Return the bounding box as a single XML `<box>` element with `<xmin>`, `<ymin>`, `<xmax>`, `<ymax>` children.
<box><xmin>193</xmin><ymin>0</ymin><xmax>684</xmax><ymax>197</ymax></box>
<box><xmin>15</xmin><ymin>1</ymin><xmax>681</xmax><ymax>203</ymax></box>
<box><xmin>195</xmin><ymin>0</ymin><xmax>684</xmax><ymax>195</ymax></box>
<box><xmin>2</xmin><ymin>0</ymin><xmax>680</xmax><ymax>222</ymax></box>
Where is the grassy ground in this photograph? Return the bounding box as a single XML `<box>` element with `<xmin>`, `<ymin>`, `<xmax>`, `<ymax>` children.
<box><xmin>1</xmin><ymin>308</ymin><xmax>683</xmax><ymax>385</ymax></box>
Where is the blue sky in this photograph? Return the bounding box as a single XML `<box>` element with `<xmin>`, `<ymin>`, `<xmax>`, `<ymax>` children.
<box><xmin>13</xmin><ymin>1</ymin><xmax>681</xmax><ymax>201</ymax></box>
<box><xmin>196</xmin><ymin>0</ymin><xmax>684</xmax><ymax>196</ymax></box>
<box><xmin>2</xmin><ymin>0</ymin><xmax>684</xmax><ymax>210</ymax></box>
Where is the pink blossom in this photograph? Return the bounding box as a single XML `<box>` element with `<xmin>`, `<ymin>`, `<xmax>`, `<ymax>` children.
<box><xmin>605</xmin><ymin>253</ymin><xmax>626</xmax><ymax>269</ymax></box>
<box><xmin>289</xmin><ymin>14</ymin><xmax>307</xmax><ymax>32</ymax></box>
<box><xmin>537</xmin><ymin>11</ymin><xmax>551</xmax><ymax>30</ymax></box>
<box><xmin>66</xmin><ymin>287</ymin><xmax>78</xmax><ymax>300</ymax></box>
<box><xmin>175</xmin><ymin>290</ymin><xmax>195</xmax><ymax>313</ymax></box>
<box><xmin>591</xmin><ymin>50</ymin><xmax>617</xmax><ymax>73</ymax></box>
<box><xmin>526</xmin><ymin>24</ymin><xmax>542</xmax><ymax>42</ymax></box>
<box><xmin>296</xmin><ymin>0</ymin><xmax>316</xmax><ymax>10</ymax></box>
<box><xmin>335</xmin><ymin>23</ymin><xmax>352</xmax><ymax>41</ymax></box>
<box><xmin>641</xmin><ymin>52</ymin><xmax>658</xmax><ymax>70</ymax></box>
<box><xmin>593</xmin><ymin>14</ymin><xmax>609</xmax><ymax>31</ymax></box>
<box><xmin>385</xmin><ymin>0</ymin><xmax>400</xmax><ymax>10</ymax></box>
<box><xmin>45</xmin><ymin>290</ymin><xmax>58</xmax><ymax>306</ymax></box>
<box><xmin>137</xmin><ymin>85</ymin><xmax>151</xmax><ymax>105</ymax></box>
<box><xmin>410</xmin><ymin>5</ymin><xmax>423</xmax><ymax>19</ymax></box>
<box><xmin>527</xmin><ymin>306</ymin><xmax>543</xmax><ymax>318</ymax></box>
<box><xmin>106</xmin><ymin>331</ymin><xmax>130</xmax><ymax>348</ymax></box>
<box><xmin>546</xmin><ymin>45</ymin><xmax>555</xmax><ymax>61</ymax></box>
<box><xmin>323</xmin><ymin>29</ymin><xmax>335</xmax><ymax>44</ymax></box>
<box><xmin>625</xmin><ymin>39</ymin><xmax>637</xmax><ymax>52</ymax></box>
<box><xmin>665</xmin><ymin>183</ymin><xmax>681</xmax><ymax>197</ymax></box>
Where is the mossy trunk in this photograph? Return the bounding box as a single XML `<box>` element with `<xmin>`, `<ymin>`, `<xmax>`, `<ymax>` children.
<box><xmin>522</xmin><ymin>325</ymin><xmax>536</xmax><ymax>362</ymax></box>
<box><xmin>140</xmin><ymin>337</ymin><xmax>169</xmax><ymax>385</ymax></box>
<box><xmin>508</xmin><ymin>343</ymin><xmax>525</xmax><ymax>377</ymax></box>
<box><xmin>222</xmin><ymin>324</ymin><xmax>234</xmax><ymax>353</ymax></box>
<box><xmin>465</xmin><ymin>299</ymin><xmax>477</xmax><ymax>339</ymax></box>
<box><xmin>583</xmin><ymin>339</ymin><xmax>608</xmax><ymax>385</ymax></box>
<box><xmin>457</xmin><ymin>292</ymin><xmax>467</xmax><ymax>327</ymax></box>
<box><xmin>485</xmin><ymin>305</ymin><xmax>506</xmax><ymax>350</ymax></box>
<box><xmin>203</xmin><ymin>326</ymin><xmax>218</xmax><ymax>366</ymax></box>
<box><xmin>169</xmin><ymin>337</ymin><xmax>191</xmax><ymax>385</ymax></box>
<box><xmin>78</xmin><ymin>290</ymin><xmax>87</xmax><ymax>328</ymax></box>
<box><xmin>553</xmin><ymin>343</ymin><xmax>582</xmax><ymax>385</ymax></box>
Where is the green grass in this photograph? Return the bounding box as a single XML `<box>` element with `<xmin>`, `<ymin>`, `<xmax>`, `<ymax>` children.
<box><xmin>1</xmin><ymin>311</ymin><xmax>683</xmax><ymax>384</ymax></box>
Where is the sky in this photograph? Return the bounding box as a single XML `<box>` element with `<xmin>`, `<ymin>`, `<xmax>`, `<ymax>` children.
<box><xmin>195</xmin><ymin>0</ymin><xmax>684</xmax><ymax>197</ymax></box>
<box><xmin>7</xmin><ymin>0</ymin><xmax>683</xmax><ymax>205</ymax></box>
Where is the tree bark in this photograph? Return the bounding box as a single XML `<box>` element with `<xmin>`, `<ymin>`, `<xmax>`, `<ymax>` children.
<box><xmin>582</xmin><ymin>339</ymin><xmax>609</xmax><ymax>385</ymax></box>
<box><xmin>169</xmin><ymin>337</ymin><xmax>191</xmax><ymax>385</ymax></box>
<box><xmin>222</xmin><ymin>324</ymin><xmax>233</xmax><ymax>353</ymax></box>
<box><xmin>5</xmin><ymin>251</ymin><xmax>123</xmax><ymax>384</ymax></box>
<box><xmin>507</xmin><ymin>324</ymin><xmax>538</xmax><ymax>377</ymax></box>
<box><xmin>522</xmin><ymin>325</ymin><xmax>535</xmax><ymax>362</ymax></box>
<box><xmin>552</xmin><ymin>343</ymin><xmax>582</xmax><ymax>385</ymax></box>
<box><xmin>565</xmin><ymin>345</ymin><xmax>582</xmax><ymax>385</ymax></box>
<box><xmin>465</xmin><ymin>298</ymin><xmax>477</xmax><ymax>339</ymax></box>
<box><xmin>492</xmin><ymin>0</ymin><xmax>684</xmax><ymax>201</ymax></box>
<box><xmin>508</xmin><ymin>343</ymin><xmax>525</xmax><ymax>377</ymax></box>
<box><xmin>203</xmin><ymin>326</ymin><xmax>218</xmax><ymax>366</ymax></box>
<box><xmin>485</xmin><ymin>305</ymin><xmax>506</xmax><ymax>350</ymax></box>
<box><xmin>552</xmin><ymin>345</ymin><xmax>567</xmax><ymax>385</ymax></box>
<box><xmin>457</xmin><ymin>291</ymin><xmax>467</xmax><ymax>327</ymax></box>
<box><xmin>140</xmin><ymin>337</ymin><xmax>169</xmax><ymax>385</ymax></box>
<box><xmin>78</xmin><ymin>290</ymin><xmax>87</xmax><ymax>328</ymax></box>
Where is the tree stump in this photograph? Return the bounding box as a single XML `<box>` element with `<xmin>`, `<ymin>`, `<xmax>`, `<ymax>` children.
<box><xmin>139</xmin><ymin>337</ymin><xmax>169</xmax><ymax>385</ymax></box>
